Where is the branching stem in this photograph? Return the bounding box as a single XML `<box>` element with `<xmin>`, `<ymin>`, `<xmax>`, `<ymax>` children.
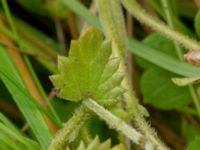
<box><xmin>121</xmin><ymin>0</ymin><xmax>200</xmax><ymax>50</ymax></box>
<box><xmin>160</xmin><ymin>0</ymin><xmax>200</xmax><ymax>118</ymax></box>
<box><xmin>83</xmin><ymin>99</ymin><xmax>163</xmax><ymax>150</ymax></box>
<box><xmin>98</xmin><ymin>0</ymin><xmax>169</xmax><ymax>149</ymax></box>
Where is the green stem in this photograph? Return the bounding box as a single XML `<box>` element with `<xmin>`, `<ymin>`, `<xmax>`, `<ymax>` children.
<box><xmin>83</xmin><ymin>99</ymin><xmax>158</xmax><ymax>150</ymax></box>
<box><xmin>97</xmin><ymin>1</ymin><xmax>169</xmax><ymax>149</ymax></box>
<box><xmin>121</xmin><ymin>0</ymin><xmax>200</xmax><ymax>50</ymax></box>
<box><xmin>160</xmin><ymin>0</ymin><xmax>200</xmax><ymax>118</ymax></box>
<box><xmin>98</xmin><ymin>0</ymin><xmax>127</xmax><ymax>58</ymax></box>
<box><xmin>48</xmin><ymin>105</ymin><xmax>91</xmax><ymax>150</ymax></box>
<box><xmin>97</xmin><ymin>0</ymin><xmax>136</xmax><ymax>118</ymax></box>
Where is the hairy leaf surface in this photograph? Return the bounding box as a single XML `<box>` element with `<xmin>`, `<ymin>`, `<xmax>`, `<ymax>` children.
<box><xmin>50</xmin><ymin>28</ymin><xmax>125</xmax><ymax>105</ymax></box>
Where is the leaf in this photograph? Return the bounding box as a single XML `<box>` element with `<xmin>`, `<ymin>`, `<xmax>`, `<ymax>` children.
<box><xmin>50</xmin><ymin>28</ymin><xmax>125</xmax><ymax>105</ymax></box>
<box><xmin>172</xmin><ymin>76</ymin><xmax>200</xmax><ymax>86</ymax></box>
<box><xmin>0</xmin><ymin>45</ymin><xmax>52</xmax><ymax>149</ymax></box>
<box><xmin>141</xmin><ymin>68</ymin><xmax>192</xmax><ymax>109</ymax></box>
<box><xmin>187</xmin><ymin>137</ymin><xmax>200</xmax><ymax>150</ymax></box>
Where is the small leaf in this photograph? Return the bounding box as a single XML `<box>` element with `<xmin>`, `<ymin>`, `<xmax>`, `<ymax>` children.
<box><xmin>172</xmin><ymin>76</ymin><xmax>200</xmax><ymax>86</ymax></box>
<box><xmin>50</xmin><ymin>28</ymin><xmax>125</xmax><ymax>105</ymax></box>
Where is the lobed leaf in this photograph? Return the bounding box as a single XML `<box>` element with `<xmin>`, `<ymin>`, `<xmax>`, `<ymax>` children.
<box><xmin>50</xmin><ymin>28</ymin><xmax>125</xmax><ymax>105</ymax></box>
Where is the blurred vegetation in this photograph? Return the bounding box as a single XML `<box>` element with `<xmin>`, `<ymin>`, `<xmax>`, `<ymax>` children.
<box><xmin>1</xmin><ymin>0</ymin><xmax>200</xmax><ymax>150</ymax></box>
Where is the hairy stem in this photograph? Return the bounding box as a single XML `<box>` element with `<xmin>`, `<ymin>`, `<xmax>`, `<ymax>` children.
<box><xmin>83</xmin><ymin>99</ymin><xmax>152</xmax><ymax>149</ymax></box>
<box><xmin>121</xmin><ymin>0</ymin><xmax>200</xmax><ymax>50</ymax></box>
<box><xmin>48</xmin><ymin>105</ymin><xmax>91</xmax><ymax>150</ymax></box>
<box><xmin>97</xmin><ymin>1</ymin><xmax>169</xmax><ymax>149</ymax></box>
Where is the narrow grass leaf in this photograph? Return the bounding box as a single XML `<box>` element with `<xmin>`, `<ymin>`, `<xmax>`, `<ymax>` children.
<box><xmin>0</xmin><ymin>45</ymin><xmax>52</xmax><ymax>149</ymax></box>
<box><xmin>0</xmin><ymin>113</ymin><xmax>21</xmax><ymax>135</ymax></box>
<box><xmin>129</xmin><ymin>39</ymin><xmax>200</xmax><ymax>77</ymax></box>
<box><xmin>62</xmin><ymin>0</ymin><xmax>101</xmax><ymax>30</ymax></box>
<box><xmin>0</xmin><ymin>123</ymin><xmax>40</xmax><ymax>150</ymax></box>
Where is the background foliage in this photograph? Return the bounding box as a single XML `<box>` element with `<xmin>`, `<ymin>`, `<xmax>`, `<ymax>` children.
<box><xmin>1</xmin><ymin>0</ymin><xmax>200</xmax><ymax>150</ymax></box>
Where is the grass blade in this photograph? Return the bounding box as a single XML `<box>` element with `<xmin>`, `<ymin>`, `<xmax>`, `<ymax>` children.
<box><xmin>0</xmin><ymin>45</ymin><xmax>52</xmax><ymax>150</ymax></box>
<box><xmin>62</xmin><ymin>0</ymin><xmax>101</xmax><ymax>29</ymax></box>
<box><xmin>0</xmin><ymin>113</ymin><xmax>21</xmax><ymax>135</ymax></box>
<box><xmin>129</xmin><ymin>39</ymin><xmax>200</xmax><ymax>77</ymax></box>
<box><xmin>0</xmin><ymin>123</ymin><xmax>41</xmax><ymax>150</ymax></box>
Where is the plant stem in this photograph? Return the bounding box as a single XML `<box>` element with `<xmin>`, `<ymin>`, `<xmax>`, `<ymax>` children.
<box><xmin>98</xmin><ymin>0</ymin><xmax>127</xmax><ymax>58</ymax></box>
<box><xmin>48</xmin><ymin>105</ymin><xmax>91</xmax><ymax>150</ymax></box>
<box><xmin>83</xmin><ymin>99</ymin><xmax>156</xmax><ymax>150</ymax></box>
<box><xmin>160</xmin><ymin>0</ymin><xmax>200</xmax><ymax>118</ymax></box>
<box><xmin>121</xmin><ymin>0</ymin><xmax>200</xmax><ymax>50</ymax></box>
<box><xmin>97</xmin><ymin>1</ymin><xmax>169</xmax><ymax>149</ymax></box>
